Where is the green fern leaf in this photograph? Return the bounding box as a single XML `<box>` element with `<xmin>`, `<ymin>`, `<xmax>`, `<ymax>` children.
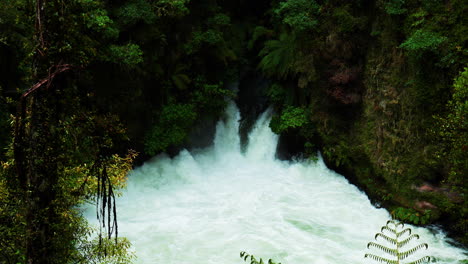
<box><xmin>258</xmin><ymin>33</ymin><xmax>297</xmax><ymax>79</ymax></box>
<box><xmin>375</xmin><ymin>233</ymin><xmax>397</xmax><ymax>245</ymax></box>
<box><xmin>398</xmin><ymin>244</ymin><xmax>428</xmax><ymax>260</ymax></box>
<box><xmin>364</xmin><ymin>253</ymin><xmax>398</xmax><ymax>264</ymax></box>
<box><xmin>397</xmin><ymin>234</ymin><xmax>420</xmax><ymax>248</ymax></box>
<box><xmin>396</xmin><ymin>228</ymin><xmax>412</xmax><ymax>238</ymax></box>
<box><xmin>387</xmin><ymin>220</ymin><xmax>405</xmax><ymax>229</ymax></box>
<box><xmin>367</xmin><ymin>242</ymin><xmax>398</xmax><ymax>256</ymax></box>
<box><xmin>406</xmin><ymin>256</ymin><xmax>431</xmax><ymax>264</ymax></box>
<box><xmin>171</xmin><ymin>74</ymin><xmax>191</xmax><ymax>90</ymax></box>
<box><xmin>381</xmin><ymin>225</ymin><xmax>397</xmax><ymax>234</ymax></box>
<box><xmin>365</xmin><ymin>220</ymin><xmax>432</xmax><ymax>264</ymax></box>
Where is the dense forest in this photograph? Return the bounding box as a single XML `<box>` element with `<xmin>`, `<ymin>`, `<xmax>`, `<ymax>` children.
<box><xmin>0</xmin><ymin>0</ymin><xmax>466</xmax><ymax>263</ymax></box>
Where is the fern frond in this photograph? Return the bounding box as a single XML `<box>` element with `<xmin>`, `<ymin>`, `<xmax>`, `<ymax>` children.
<box><xmin>406</xmin><ymin>256</ymin><xmax>431</xmax><ymax>264</ymax></box>
<box><xmin>367</xmin><ymin>242</ymin><xmax>398</xmax><ymax>256</ymax></box>
<box><xmin>381</xmin><ymin>226</ymin><xmax>397</xmax><ymax>234</ymax></box>
<box><xmin>171</xmin><ymin>74</ymin><xmax>191</xmax><ymax>90</ymax></box>
<box><xmin>387</xmin><ymin>220</ymin><xmax>404</xmax><ymax>229</ymax></box>
<box><xmin>248</xmin><ymin>26</ymin><xmax>273</xmax><ymax>49</ymax></box>
<box><xmin>398</xmin><ymin>243</ymin><xmax>428</xmax><ymax>260</ymax></box>
<box><xmin>396</xmin><ymin>228</ymin><xmax>412</xmax><ymax>238</ymax></box>
<box><xmin>397</xmin><ymin>234</ymin><xmax>420</xmax><ymax>248</ymax></box>
<box><xmin>365</xmin><ymin>220</ymin><xmax>432</xmax><ymax>264</ymax></box>
<box><xmin>258</xmin><ymin>33</ymin><xmax>296</xmax><ymax>79</ymax></box>
<box><xmin>364</xmin><ymin>253</ymin><xmax>398</xmax><ymax>264</ymax></box>
<box><xmin>375</xmin><ymin>233</ymin><xmax>397</xmax><ymax>245</ymax></box>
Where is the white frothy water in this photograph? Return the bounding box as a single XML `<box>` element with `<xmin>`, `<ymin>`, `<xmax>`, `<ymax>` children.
<box><xmin>87</xmin><ymin>102</ymin><xmax>466</xmax><ymax>263</ymax></box>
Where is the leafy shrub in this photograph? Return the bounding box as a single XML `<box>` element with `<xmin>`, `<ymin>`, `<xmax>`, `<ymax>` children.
<box><xmin>384</xmin><ymin>0</ymin><xmax>407</xmax><ymax>15</ymax></box>
<box><xmin>114</xmin><ymin>0</ymin><xmax>156</xmax><ymax>27</ymax></box>
<box><xmin>266</xmin><ymin>83</ymin><xmax>287</xmax><ymax>105</ymax></box>
<box><xmin>332</xmin><ymin>6</ymin><xmax>367</xmax><ymax>33</ymax></box>
<box><xmin>76</xmin><ymin>232</ymin><xmax>136</xmax><ymax>264</ymax></box>
<box><xmin>192</xmin><ymin>81</ymin><xmax>233</xmax><ymax>114</ymax></box>
<box><xmin>144</xmin><ymin>103</ymin><xmax>197</xmax><ymax>155</ymax></box>
<box><xmin>153</xmin><ymin>0</ymin><xmax>190</xmax><ymax>17</ymax></box>
<box><xmin>107</xmin><ymin>43</ymin><xmax>144</xmax><ymax>66</ymax></box>
<box><xmin>400</xmin><ymin>29</ymin><xmax>446</xmax><ymax>52</ymax></box>
<box><xmin>270</xmin><ymin>106</ymin><xmax>308</xmax><ymax>134</ymax></box>
<box><xmin>391</xmin><ymin>207</ymin><xmax>432</xmax><ymax>225</ymax></box>
<box><xmin>274</xmin><ymin>0</ymin><xmax>321</xmax><ymax>32</ymax></box>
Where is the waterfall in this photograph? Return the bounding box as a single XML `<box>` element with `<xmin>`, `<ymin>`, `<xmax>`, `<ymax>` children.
<box><xmin>85</xmin><ymin>102</ymin><xmax>466</xmax><ymax>264</ymax></box>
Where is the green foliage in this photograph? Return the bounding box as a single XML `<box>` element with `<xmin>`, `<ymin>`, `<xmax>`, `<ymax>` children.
<box><xmin>321</xmin><ymin>139</ymin><xmax>354</xmax><ymax>168</ymax></box>
<box><xmin>365</xmin><ymin>220</ymin><xmax>432</xmax><ymax>264</ymax></box>
<box><xmin>114</xmin><ymin>0</ymin><xmax>156</xmax><ymax>27</ymax></box>
<box><xmin>153</xmin><ymin>0</ymin><xmax>190</xmax><ymax>17</ymax></box>
<box><xmin>184</xmin><ymin>12</ymin><xmax>236</xmax><ymax>63</ymax></box>
<box><xmin>391</xmin><ymin>207</ymin><xmax>431</xmax><ymax>225</ymax></box>
<box><xmin>274</xmin><ymin>0</ymin><xmax>321</xmax><ymax>32</ymax></box>
<box><xmin>266</xmin><ymin>83</ymin><xmax>287</xmax><ymax>105</ymax></box>
<box><xmin>0</xmin><ymin>0</ymin><xmax>30</xmax><ymax>48</ymax></box>
<box><xmin>270</xmin><ymin>106</ymin><xmax>308</xmax><ymax>134</ymax></box>
<box><xmin>106</xmin><ymin>43</ymin><xmax>144</xmax><ymax>66</ymax></box>
<box><xmin>258</xmin><ymin>33</ymin><xmax>297</xmax><ymax>78</ymax></box>
<box><xmin>248</xmin><ymin>26</ymin><xmax>273</xmax><ymax>50</ymax></box>
<box><xmin>384</xmin><ymin>0</ymin><xmax>407</xmax><ymax>15</ymax></box>
<box><xmin>332</xmin><ymin>5</ymin><xmax>367</xmax><ymax>33</ymax></box>
<box><xmin>187</xmin><ymin>29</ymin><xmax>225</xmax><ymax>53</ymax></box>
<box><xmin>0</xmin><ymin>165</ymin><xmax>26</xmax><ymax>263</ymax></box>
<box><xmin>145</xmin><ymin>79</ymin><xmax>232</xmax><ymax>155</ymax></box>
<box><xmin>208</xmin><ymin>13</ymin><xmax>231</xmax><ymax>27</ymax></box>
<box><xmin>240</xmin><ymin>251</ymin><xmax>281</xmax><ymax>264</ymax></box>
<box><xmin>82</xmin><ymin>8</ymin><xmax>119</xmax><ymax>39</ymax></box>
<box><xmin>433</xmin><ymin>68</ymin><xmax>468</xmax><ymax>190</ymax></box>
<box><xmin>192</xmin><ymin>80</ymin><xmax>233</xmax><ymax>113</ymax></box>
<box><xmin>400</xmin><ymin>29</ymin><xmax>446</xmax><ymax>52</ymax></box>
<box><xmin>76</xmin><ymin>234</ymin><xmax>136</xmax><ymax>264</ymax></box>
<box><xmin>171</xmin><ymin>70</ymin><xmax>191</xmax><ymax>91</ymax></box>
<box><xmin>145</xmin><ymin>103</ymin><xmax>197</xmax><ymax>155</ymax></box>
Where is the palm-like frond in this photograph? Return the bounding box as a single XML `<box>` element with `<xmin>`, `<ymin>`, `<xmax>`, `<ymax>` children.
<box><xmin>375</xmin><ymin>233</ymin><xmax>397</xmax><ymax>245</ymax></box>
<box><xmin>397</xmin><ymin>234</ymin><xmax>420</xmax><ymax>248</ymax></box>
<box><xmin>406</xmin><ymin>256</ymin><xmax>431</xmax><ymax>264</ymax></box>
<box><xmin>368</xmin><ymin>242</ymin><xmax>398</xmax><ymax>256</ymax></box>
<box><xmin>365</xmin><ymin>253</ymin><xmax>399</xmax><ymax>264</ymax></box>
<box><xmin>381</xmin><ymin>226</ymin><xmax>397</xmax><ymax>234</ymax></box>
<box><xmin>396</xmin><ymin>228</ymin><xmax>412</xmax><ymax>238</ymax></box>
<box><xmin>258</xmin><ymin>33</ymin><xmax>297</xmax><ymax>79</ymax></box>
<box><xmin>398</xmin><ymin>244</ymin><xmax>428</xmax><ymax>260</ymax></box>
<box><xmin>365</xmin><ymin>220</ymin><xmax>431</xmax><ymax>264</ymax></box>
<box><xmin>170</xmin><ymin>63</ymin><xmax>191</xmax><ymax>90</ymax></box>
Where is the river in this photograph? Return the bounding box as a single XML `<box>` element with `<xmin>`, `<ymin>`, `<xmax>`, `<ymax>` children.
<box><xmin>87</xmin><ymin>102</ymin><xmax>466</xmax><ymax>264</ymax></box>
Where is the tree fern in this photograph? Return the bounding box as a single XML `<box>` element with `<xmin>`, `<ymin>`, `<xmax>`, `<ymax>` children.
<box><xmin>365</xmin><ymin>220</ymin><xmax>432</xmax><ymax>264</ymax></box>
<box><xmin>258</xmin><ymin>33</ymin><xmax>297</xmax><ymax>79</ymax></box>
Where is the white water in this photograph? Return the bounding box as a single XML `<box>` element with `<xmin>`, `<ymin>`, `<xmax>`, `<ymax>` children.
<box><xmin>87</xmin><ymin>102</ymin><xmax>466</xmax><ymax>263</ymax></box>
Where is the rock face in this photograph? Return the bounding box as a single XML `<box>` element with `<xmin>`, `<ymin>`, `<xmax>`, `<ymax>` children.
<box><xmin>312</xmin><ymin>42</ymin><xmax>467</xmax><ymax>244</ymax></box>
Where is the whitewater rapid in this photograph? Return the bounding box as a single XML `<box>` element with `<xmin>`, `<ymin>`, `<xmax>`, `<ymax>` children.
<box><xmin>87</xmin><ymin>102</ymin><xmax>466</xmax><ymax>263</ymax></box>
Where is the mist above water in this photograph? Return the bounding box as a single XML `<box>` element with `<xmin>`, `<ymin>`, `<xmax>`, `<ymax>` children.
<box><xmin>87</xmin><ymin>102</ymin><xmax>466</xmax><ymax>264</ymax></box>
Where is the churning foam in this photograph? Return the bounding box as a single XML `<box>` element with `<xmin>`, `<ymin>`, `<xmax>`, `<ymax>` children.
<box><xmin>86</xmin><ymin>102</ymin><xmax>466</xmax><ymax>263</ymax></box>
